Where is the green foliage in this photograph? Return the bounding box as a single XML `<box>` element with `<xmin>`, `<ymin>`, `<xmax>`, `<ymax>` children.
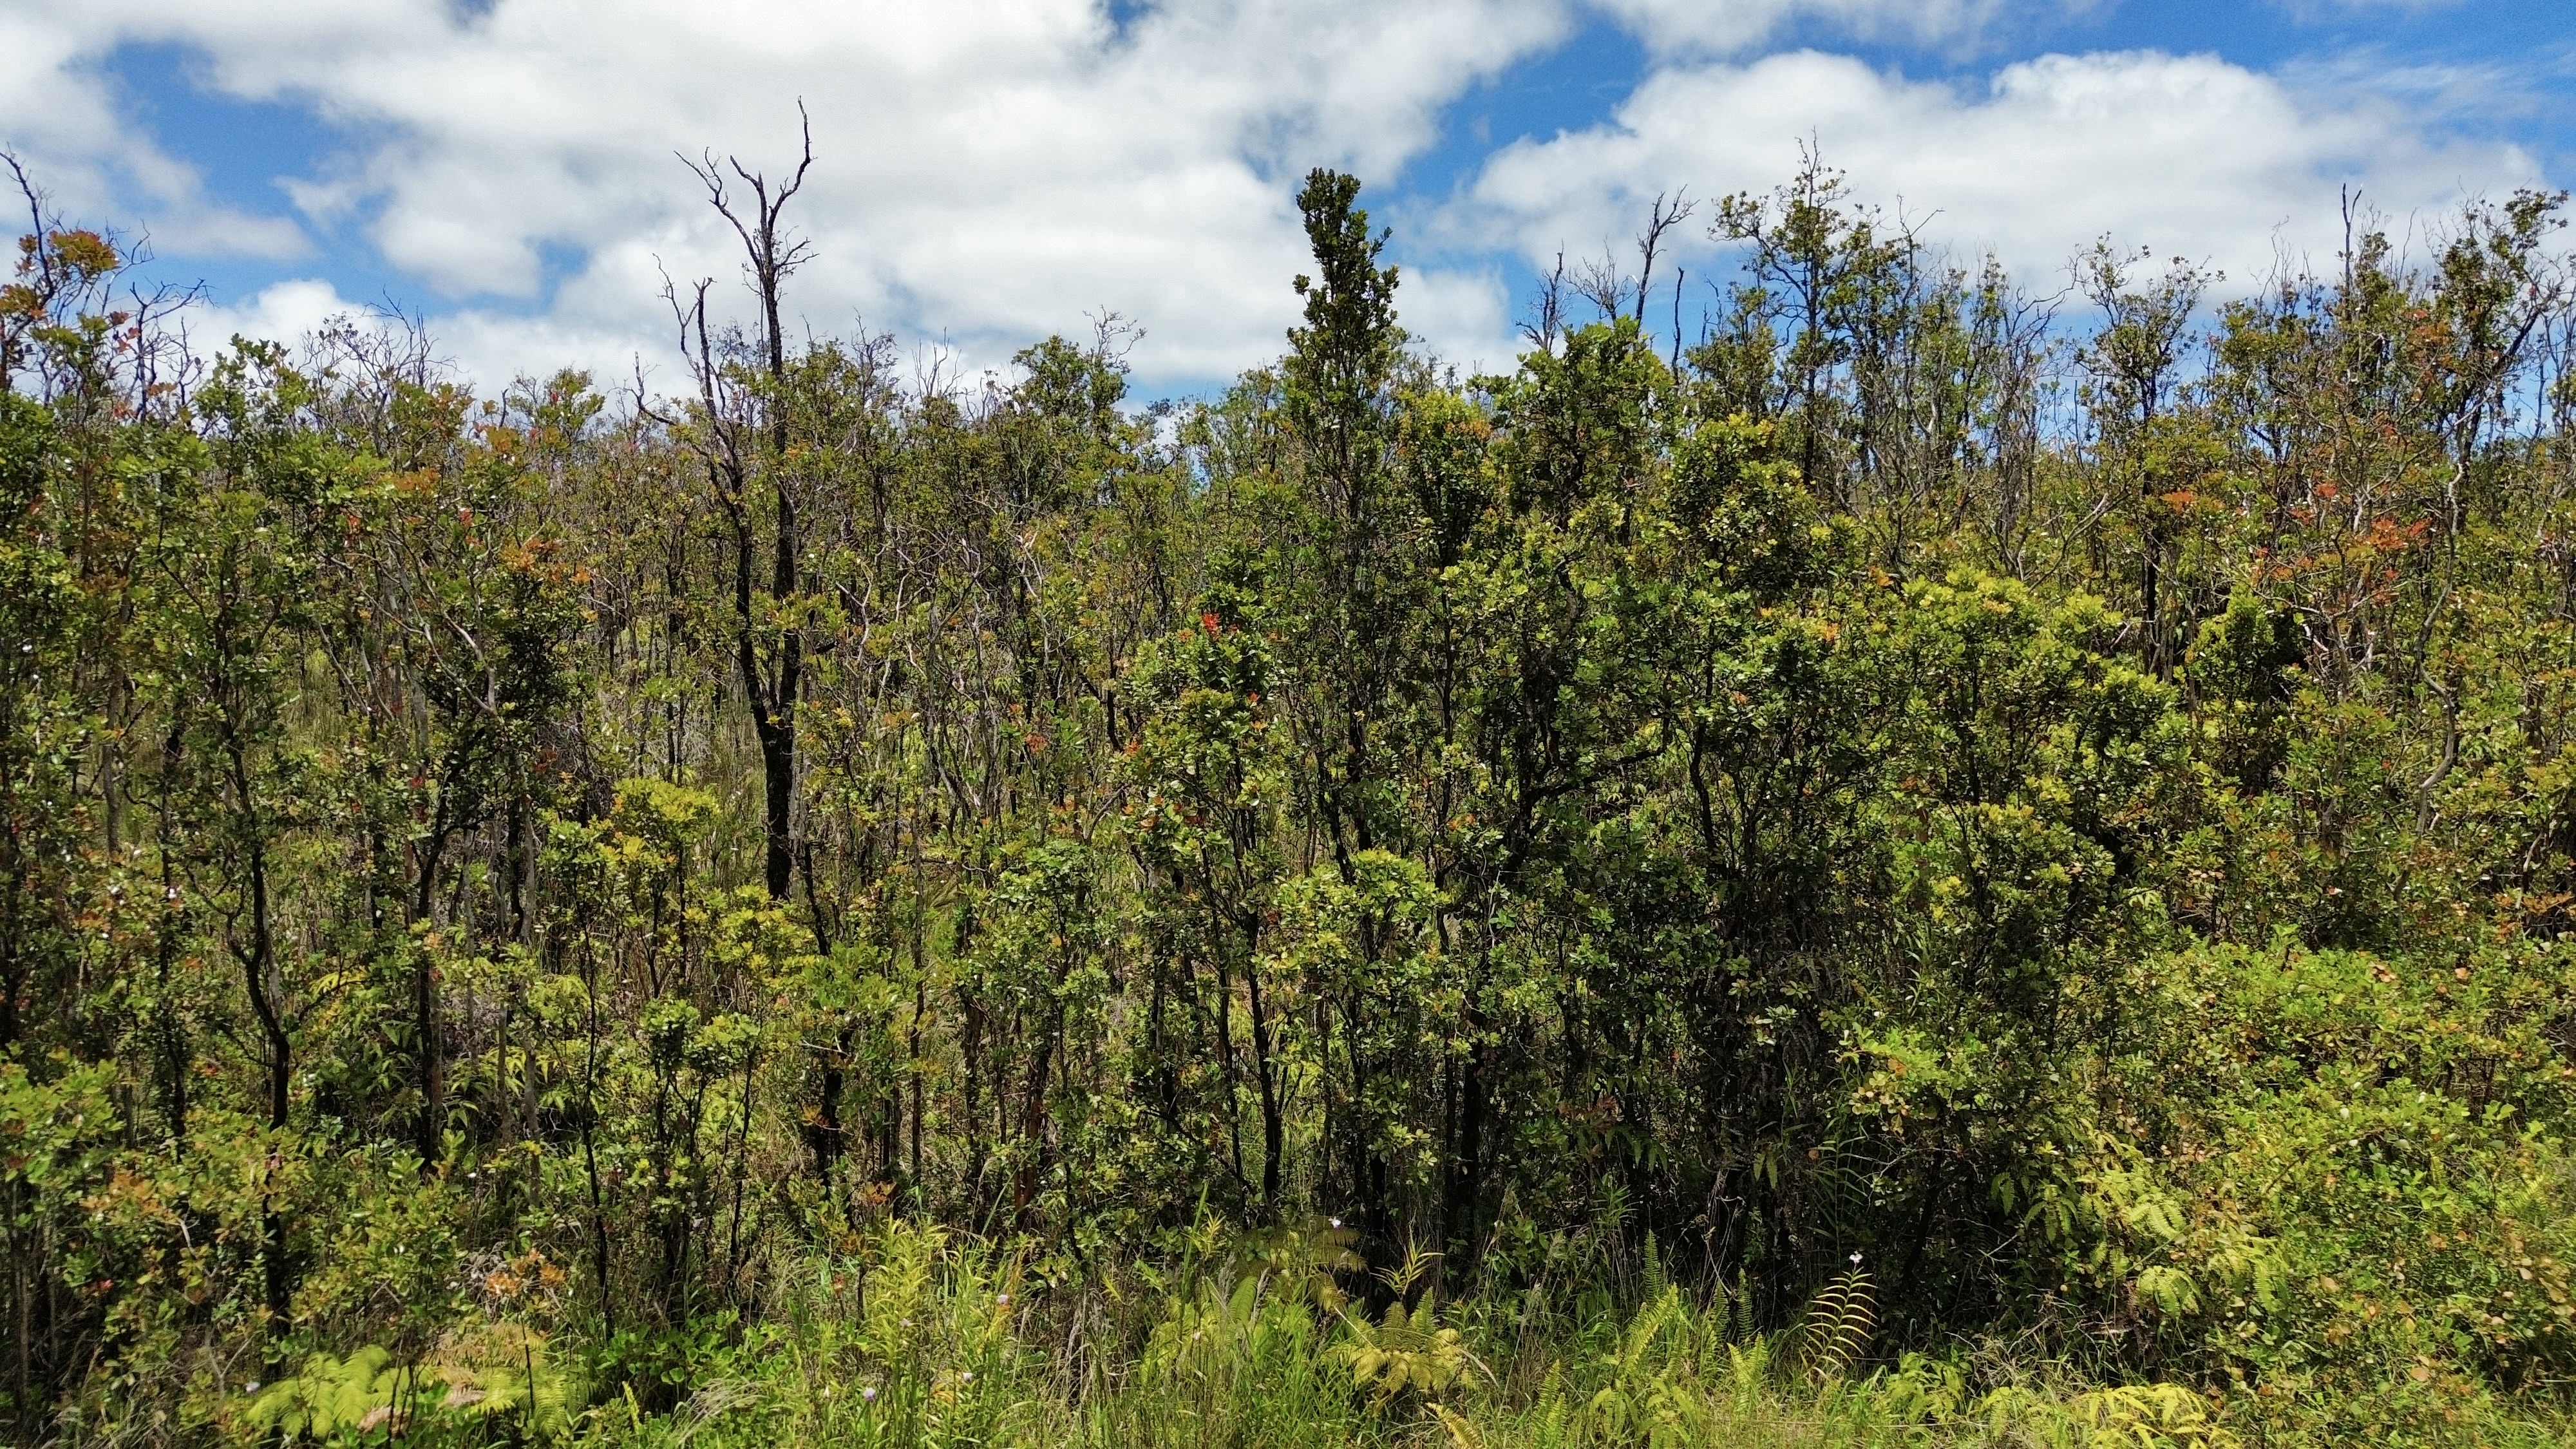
<box><xmin>8</xmin><ymin>152</ymin><xmax>2576</xmax><ymax>1449</ymax></box>
<box><xmin>1337</xmin><ymin>1245</ymin><xmax>1484</xmax><ymax>1411</ymax></box>
<box><xmin>1785</xmin><ymin>1268</ymin><xmax>1876</xmax><ymax>1387</ymax></box>
<box><xmin>244</xmin><ymin>1347</ymin><xmax>408</xmax><ymax>1442</ymax></box>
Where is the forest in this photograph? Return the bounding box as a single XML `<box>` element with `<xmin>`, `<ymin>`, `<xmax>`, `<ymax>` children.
<box><xmin>5</xmin><ymin>143</ymin><xmax>2576</xmax><ymax>1446</ymax></box>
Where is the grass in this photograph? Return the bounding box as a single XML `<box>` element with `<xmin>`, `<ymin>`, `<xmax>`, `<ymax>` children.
<box><xmin>200</xmin><ymin>1218</ymin><xmax>2576</xmax><ymax>1449</ymax></box>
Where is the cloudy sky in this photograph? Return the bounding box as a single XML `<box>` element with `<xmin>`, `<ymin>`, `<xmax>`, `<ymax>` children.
<box><xmin>3</xmin><ymin>0</ymin><xmax>2570</xmax><ymax>395</ymax></box>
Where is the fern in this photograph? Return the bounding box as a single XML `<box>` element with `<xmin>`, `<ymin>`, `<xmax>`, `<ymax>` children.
<box><xmin>1721</xmin><ymin>1263</ymin><xmax>1762</xmax><ymax>1340</ymax></box>
<box><xmin>1338</xmin><ymin>1296</ymin><xmax>1481</xmax><ymax>1405</ymax></box>
<box><xmin>1233</xmin><ymin>1213</ymin><xmax>1365</xmax><ymax>1310</ymax></box>
<box><xmin>1427</xmin><ymin>1400</ymin><xmax>1486</xmax><ymax>1448</ymax></box>
<box><xmin>1785</xmin><ymin>1266</ymin><xmax>1875</xmax><ymax>1385</ymax></box>
<box><xmin>1377</xmin><ymin>1238</ymin><xmax>1442</xmax><ymax>1303</ymax></box>
<box><xmin>1579</xmin><ymin>1287</ymin><xmax>1711</xmax><ymax>1449</ymax></box>
<box><xmin>433</xmin><ymin>1321</ymin><xmax>585</xmax><ymax>1441</ymax></box>
<box><xmin>245</xmin><ymin>1347</ymin><xmax>411</xmax><ymax>1441</ymax></box>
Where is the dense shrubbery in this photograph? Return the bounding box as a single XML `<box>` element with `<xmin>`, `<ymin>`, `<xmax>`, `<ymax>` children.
<box><xmin>6</xmin><ymin>155</ymin><xmax>2576</xmax><ymax>1443</ymax></box>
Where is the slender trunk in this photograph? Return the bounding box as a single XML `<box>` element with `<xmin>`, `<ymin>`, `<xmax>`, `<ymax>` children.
<box><xmin>412</xmin><ymin>952</ymin><xmax>441</xmax><ymax>1164</ymax></box>
<box><xmin>1210</xmin><ymin>947</ymin><xmax>1247</xmax><ymax>1195</ymax></box>
<box><xmin>2141</xmin><ymin>515</ymin><xmax>2166</xmax><ymax>679</ymax></box>
<box><xmin>811</xmin><ymin>1023</ymin><xmax>850</xmax><ymax>1182</ymax></box>
<box><xmin>962</xmin><ymin>990</ymin><xmax>987</xmax><ymax>1208</ymax></box>
<box><xmin>234</xmin><ymin>815</ymin><xmax>293</xmax><ymax>1358</ymax></box>
<box><xmin>1447</xmin><ymin>971</ymin><xmax>1490</xmax><ymax>1260</ymax></box>
<box><xmin>410</xmin><ymin>826</ymin><xmax>450</xmax><ymax>1166</ymax></box>
<box><xmin>724</xmin><ymin>1045</ymin><xmax>758</xmax><ymax>1298</ymax></box>
<box><xmin>1015</xmin><ymin>1026</ymin><xmax>1056</xmax><ymax>1218</ymax></box>
<box><xmin>739</xmin><ymin>568</ymin><xmax>798</xmax><ymax>902</ymax></box>
<box><xmin>1244</xmin><ymin>949</ymin><xmax>1284</xmax><ymax>1206</ymax></box>
<box><xmin>582</xmin><ymin>964</ymin><xmax>613</xmax><ymax>1332</ymax></box>
<box><xmin>909</xmin><ymin>934</ymin><xmax>927</xmax><ymax>1202</ymax></box>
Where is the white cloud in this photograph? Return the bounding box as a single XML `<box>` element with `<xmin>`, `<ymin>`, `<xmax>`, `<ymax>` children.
<box><xmin>1</xmin><ymin>2</ymin><xmax>2558</xmax><ymax>393</ymax></box>
<box><xmin>188</xmin><ymin>276</ymin><xmax>357</xmax><ymax>353</ymax></box>
<box><xmin>1590</xmin><ymin>0</ymin><xmax>2045</xmax><ymax>60</ymax></box>
<box><xmin>178</xmin><ymin>278</ymin><xmax>602</xmax><ymax>401</ymax></box>
<box><xmin>5</xmin><ymin>0</ymin><xmax>1575</xmax><ymax>389</ymax></box>
<box><xmin>1461</xmin><ymin>48</ymin><xmax>2546</xmax><ymax>299</ymax></box>
<box><xmin>1392</xmin><ymin>264</ymin><xmax>1519</xmax><ymax>379</ymax></box>
<box><xmin>0</xmin><ymin>7</ymin><xmax>307</xmax><ymax>261</ymax></box>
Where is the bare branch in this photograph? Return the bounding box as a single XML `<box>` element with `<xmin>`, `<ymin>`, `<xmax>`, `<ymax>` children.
<box><xmin>1635</xmin><ymin>188</ymin><xmax>1696</xmax><ymax>324</ymax></box>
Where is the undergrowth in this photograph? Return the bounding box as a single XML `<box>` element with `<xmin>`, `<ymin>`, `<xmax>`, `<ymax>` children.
<box><xmin>171</xmin><ymin>1219</ymin><xmax>2576</xmax><ymax>1448</ymax></box>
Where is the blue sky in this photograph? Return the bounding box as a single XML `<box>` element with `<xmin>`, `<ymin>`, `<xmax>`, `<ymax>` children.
<box><xmin>1400</xmin><ymin>1</ymin><xmax>2573</xmax><ymax>198</ymax></box>
<box><xmin>5</xmin><ymin>0</ymin><xmax>2570</xmax><ymax>393</ymax></box>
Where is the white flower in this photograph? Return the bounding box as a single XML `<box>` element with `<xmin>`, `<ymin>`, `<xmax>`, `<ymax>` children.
<box><xmin>862</xmin><ymin>1386</ymin><xmax>878</xmax><ymax>1402</ymax></box>
<box><xmin>960</xmin><ymin>1370</ymin><xmax>975</xmax><ymax>1383</ymax></box>
<box><xmin>995</xmin><ymin>1293</ymin><xmax>1009</xmax><ymax>1305</ymax></box>
<box><xmin>1849</xmin><ymin>1252</ymin><xmax>1864</xmax><ymax>1265</ymax></box>
<box><xmin>1329</xmin><ymin>1218</ymin><xmax>1342</xmax><ymax>1229</ymax></box>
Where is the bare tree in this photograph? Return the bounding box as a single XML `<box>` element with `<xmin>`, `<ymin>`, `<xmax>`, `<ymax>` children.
<box><xmin>1634</xmin><ymin>187</ymin><xmax>1695</xmax><ymax>325</ymax></box>
<box><xmin>1519</xmin><ymin>249</ymin><xmax>1571</xmax><ymax>354</ymax></box>
<box><xmin>675</xmin><ymin>106</ymin><xmax>817</xmax><ymax>902</ymax></box>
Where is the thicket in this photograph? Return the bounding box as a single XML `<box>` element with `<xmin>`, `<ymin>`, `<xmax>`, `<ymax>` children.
<box><xmin>5</xmin><ymin>147</ymin><xmax>2576</xmax><ymax>1444</ymax></box>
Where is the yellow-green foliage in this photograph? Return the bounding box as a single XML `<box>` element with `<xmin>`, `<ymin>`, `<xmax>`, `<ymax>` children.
<box><xmin>10</xmin><ymin>158</ymin><xmax>2576</xmax><ymax>1449</ymax></box>
<box><xmin>243</xmin><ymin>1347</ymin><xmax>408</xmax><ymax>1442</ymax></box>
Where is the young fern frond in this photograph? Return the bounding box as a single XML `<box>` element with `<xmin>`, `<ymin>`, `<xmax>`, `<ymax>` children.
<box><xmin>1378</xmin><ymin>1238</ymin><xmax>1442</xmax><ymax>1302</ymax></box>
<box><xmin>1786</xmin><ymin>1267</ymin><xmax>1875</xmax><ymax>1385</ymax></box>
<box><xmin>1640</xmin><ymin>1229</ymin><xmax>1668</xmax><ymax>1305</ymax></box>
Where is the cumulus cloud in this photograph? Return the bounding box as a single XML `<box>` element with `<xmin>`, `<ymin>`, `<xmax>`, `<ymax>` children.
<box><xmin>0</xmin><ymin>1</ymin><xmax>2559</xmax><ymax>392</ymax></box>
<box><xmin>0</xmin><ymin>8</ymin><xmax>307</xmax><ymax>260</ymax></box>
<box><xmin>188</xmin><ymin>276</ymin><xmax>357</xmax><ymax>352</ymax></box>
<box><xmin>1592</xmin><ymin>0</ymin><xmax>2049</xmax><ymax>60</ymax></box>
<box><xmin>1461</xmin><ymin>48</ymin><xmax>2546</xmax><ymax>299</ymax></box>
<box><xmin>1390</xmin><ymin>264</ymin><xmax>1519</xmax><ymax>379</ymax></box>
<box><xmin>6</xmin><ymin>0</ymin><xmax>1577</xmax><ymax>389</ymax></box>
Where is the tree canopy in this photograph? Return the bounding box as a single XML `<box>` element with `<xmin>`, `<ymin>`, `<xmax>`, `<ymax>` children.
<box><xmin>6</xmin><ymin>156</ymin><xmax>2576</xmax><ymax>1445</ymax></box>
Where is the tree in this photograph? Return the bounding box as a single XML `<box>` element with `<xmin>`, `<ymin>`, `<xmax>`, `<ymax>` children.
<box><xmin>676</xmin><ymin>108</ymin><xmax>819</xmax><ymax>905</ymax></box>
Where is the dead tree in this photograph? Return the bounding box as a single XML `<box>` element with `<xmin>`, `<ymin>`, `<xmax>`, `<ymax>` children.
<box><xmin>676</xmin><ymin>107</ymin><xmax>816</xmax><ymax>903</ymax></box>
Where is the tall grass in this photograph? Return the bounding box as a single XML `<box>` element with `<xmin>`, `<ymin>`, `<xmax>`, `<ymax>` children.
<box><xmin>209</xmin><ymin>1219</ymin><xmax>2575</xmax><ymax>1448</ymax></box>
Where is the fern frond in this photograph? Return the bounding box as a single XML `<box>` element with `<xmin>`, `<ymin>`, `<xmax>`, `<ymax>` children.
<box><xmin>1787</xmin><ymin>1268</ymin><xmax>1875</xmax><ymax>1385</ymax></box>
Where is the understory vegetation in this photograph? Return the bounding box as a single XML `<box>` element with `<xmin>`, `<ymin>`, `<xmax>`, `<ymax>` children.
<box><xmin>6</xmin><ymin>146</ymin><xmax>2576</xmax><ymax>1443</ymax></box>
